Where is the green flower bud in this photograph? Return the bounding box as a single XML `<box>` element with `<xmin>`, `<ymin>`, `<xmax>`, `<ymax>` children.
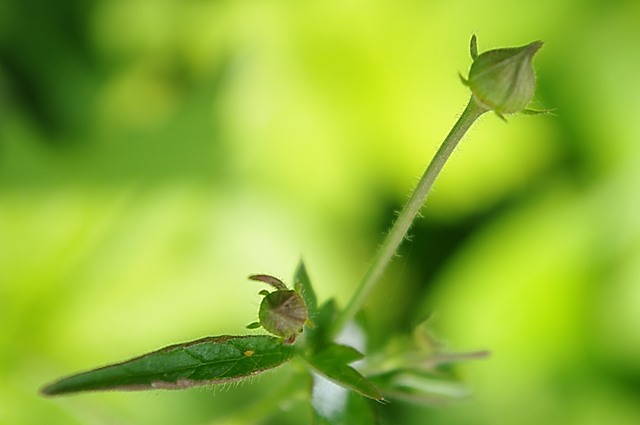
<box><xmin>463</xmin><ymin>36</ymin><xmax>543</xmax><ymax>116</ymax></box>
<box><xmin>247</xmin><ymin>274</ymin><xmax>308</xmax><ymax>344</ymax></box>
<box><xmin>259</xmin><ymin>289</ymin><xmax>308</xmax><ymax>343</ymax></box>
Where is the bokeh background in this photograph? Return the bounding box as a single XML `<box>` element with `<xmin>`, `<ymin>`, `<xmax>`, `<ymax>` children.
<box><xmin>2</xmin><ymin>0</ymin><xmax>640</xmax><ymax>424</ymax></box>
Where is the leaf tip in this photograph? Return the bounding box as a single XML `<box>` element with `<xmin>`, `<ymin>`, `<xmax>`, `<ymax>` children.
<box><xmin>39</xmin><ymin>385</ymin><xmax>55</xmax><ymax>397</ymax></box>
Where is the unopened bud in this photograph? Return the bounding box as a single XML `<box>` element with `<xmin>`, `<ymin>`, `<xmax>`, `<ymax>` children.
<box><xmin>463</xmin><ymin>37</ymin><xmax>543</xmax><ymax>116</ymax></box>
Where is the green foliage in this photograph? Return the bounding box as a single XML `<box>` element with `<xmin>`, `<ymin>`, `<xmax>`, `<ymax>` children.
<box><xmin>248</xmin><ymin>274</ymin><xmax>309</xmax><ymax>344</ymax></box>
<box><xmin>305</xmin><ymin>343</ymin><xmax>383</xmax><ymax>401</ymax></box>
<box><xmin>4</xmin><ymin>1</ymin><xmax>639</xmax><ymax>423</ymax></box>
<box><xmin>41</xmin><ymin>335</ymin><xmax>295</xmax><ymax>396</ymax></box>
<box><xmin>40</xmin><ymin>261</ymin><xmax>486</xmax><ymax>424</ymax></box>
<box><xmin>294</xmin><ymin>260</ymin><xmax>319</xmax><ymax>317</ymax></box>
<box><xmin>38</xmin><ymin>35</ymin><xmax>546</xmax><ymax>424</ymax></box>
<box><xmin>365</xmin><ymin>319</ymin><xmax>490</xmax><ymax>405</ymax></box>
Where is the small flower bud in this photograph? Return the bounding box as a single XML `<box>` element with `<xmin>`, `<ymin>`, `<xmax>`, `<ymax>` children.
<box><xmin>259</xmin><ymin>290</ymin><xmax>308</xmax><ymax>343</ymax></box>
<box><xmin>248</xmin><ymin>274</ymin><xmax>309</xmax><ymax>344</ymax></box>
<box><xmin>464</xmin><ymin>38</ymin><xmax>543</xmax><ymax>116</ymax></box>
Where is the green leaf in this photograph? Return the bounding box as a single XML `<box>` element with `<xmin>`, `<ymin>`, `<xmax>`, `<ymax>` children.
<box><xmin>362</xmin><ymin>318</ymin><xmax>489</xmax><ymax>405</ymax></box>
<box><xmin>305</xmin><ymin>299</ymin><xmax>337</xmax><ymax>350</ymax></box>
<box><xmin>311</xmin><ymin>376</ymin><xmax>378</xmax><ymax>425</ymax></box>
<box><xmin>317</xmin><ymin>343</ymin><xmax>365</xmax><ymax>364</ymax></box>
<box><xmin>369</xmin><ymin>370</ymin><xmax>471</xmax><ymax>405</ymax></box>
<box><xmin>306</xmin><ymin>343</ymin><xmax>384</xmax><ymax>401</ymax></box>
<box><xmin>469</xmin><ymin>33</ymin><xmax>478</xmax><ymax>60</ymax></box>
<box><xmin>41</xmin><ymin>335</ymin><xmax>295</xmax><ymax>396</ymax></box>
<box><xmin>293</xmin><ymin>259</ymin><xmax>318</xmax><ymax>316</ymax></box>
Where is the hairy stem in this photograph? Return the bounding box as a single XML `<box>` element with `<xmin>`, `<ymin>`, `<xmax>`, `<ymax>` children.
<box><xmin>330</xmin><ymin>97</ymin><xmax>488</xmax><ymax>338</ymax></box>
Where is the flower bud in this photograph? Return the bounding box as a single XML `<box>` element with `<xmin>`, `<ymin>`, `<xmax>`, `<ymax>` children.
<box><xmin>248</xmin><ymin>274</ymin><xmax>309</xmax><ymax>344</ymax></box>
<box><xmin>464</xmin><ymin>38</ymin><xmax>543</xmax><ymax>115</ymax></box>
<box><xmin>259</xmin><ymin>290</ymin><xmax>308</xmax><ymax>343</ymax></box>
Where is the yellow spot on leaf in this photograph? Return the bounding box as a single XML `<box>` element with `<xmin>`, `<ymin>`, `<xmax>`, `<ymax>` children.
<box><xmin>244</xmin><ymin>350</ymin><xmax>255</xmax><ymax>357</ymax></box>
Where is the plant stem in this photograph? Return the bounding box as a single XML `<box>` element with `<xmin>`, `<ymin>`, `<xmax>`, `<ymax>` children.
<box><xmin>330</xmin><ymin>97</ymin><xmax>488</xmax><ymax>338</ymax></box>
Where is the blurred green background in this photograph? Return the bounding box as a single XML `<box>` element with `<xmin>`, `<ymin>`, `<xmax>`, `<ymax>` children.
<box><xmin>2</xmin><ymin>0</ymin><xmax>640</xmax><ymax>424</ymax></box>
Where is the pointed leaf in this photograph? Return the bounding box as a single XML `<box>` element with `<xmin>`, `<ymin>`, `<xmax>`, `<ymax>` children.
<box><xmin>470</xmin><ymin>34</ymin><xmax>478</xmax><ymax>60</ymax></box>
<box><xmin>317</xmin><ymin>343</ymin><xmax>365</xmax><ymax>364</ymax></box>
<box><xmin>41</xmin><ymin>335</ymin><xmax>295</xmax><ymax>396</ymax></box>
<box><xmin>293</xmin><ymin>259</ymin><xmax>318</xmax><ymax>316</ymax></box>
<box><xmin>306</xmin><ymin>344</ymin><xmax>383</xmax><ymax>401</ymax></box>
<box><xmin>305</xmin><ymin>299</ymin><xmax>337</xmax><ymax>350</ymax></box>
<box><xmin>363</xmin><ymin>318</ymin><xmax>488</xmax><ymax>405</ymax></box>
<box><xmin>370</xmin><ymin>370</ymin><xmax>471</xmax><ymax>405</ymax></box>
